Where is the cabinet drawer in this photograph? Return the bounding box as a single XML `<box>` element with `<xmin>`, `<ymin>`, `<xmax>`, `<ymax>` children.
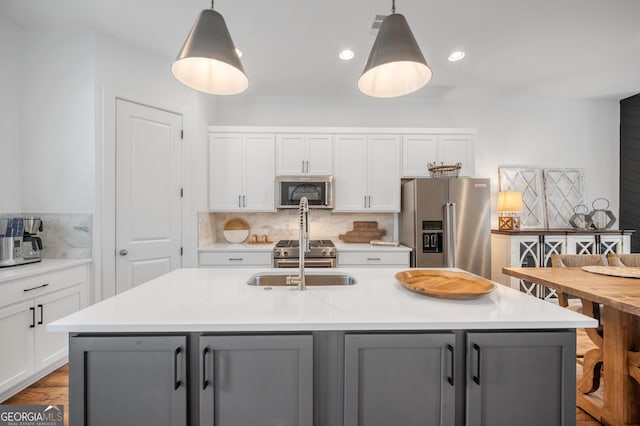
<box><xmin>338</xmin><ymin>251</ymin><xmax>409</xmax><ymax>267</ymax></box>
<box><xmin>199</xmin><ymin>252</ymin><xmax>272</xmax><ymax>267</ymax></box>
<box><xmin>0</xmin><ymin>266</ymin><xmax>88</xmax><ymax>308</ymax></box>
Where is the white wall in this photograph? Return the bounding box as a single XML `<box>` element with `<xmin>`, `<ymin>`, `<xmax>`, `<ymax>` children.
<box><xmin>0</xmin><ymin>16</ymin><xmax>22</xmax><ymax>212</ymax></box>
<box><xmin>213</xmin><ymin>95</ymin><xmax>621</xmax><ymax>222</ymax></box>
<box><xmin>19</xmin><ymin>30</ymin><xmax>96</xmax><ymax>213</ymax></box>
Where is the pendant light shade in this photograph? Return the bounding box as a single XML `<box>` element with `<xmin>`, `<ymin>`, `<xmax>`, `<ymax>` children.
<box><xmin>171</xmin><ymin>9</ymin><xmax>248</xmax><ymax>95</ymax></box>
<box><xmin>358</xmin><ymin>13</ymin><xmax>432</xmax><ymax>98</ymax></box>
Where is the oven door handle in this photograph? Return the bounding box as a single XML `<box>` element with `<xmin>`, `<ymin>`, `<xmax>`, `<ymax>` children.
<box><xmin>275</xmin><ymin>259</ymin><xmax>336</xmax><ymax>268</ymax></box>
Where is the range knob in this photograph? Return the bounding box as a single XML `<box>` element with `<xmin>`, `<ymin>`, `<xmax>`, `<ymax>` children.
<box><xmin>283</xmin><ymin>251</ymin><xmax>288</xmax><ymax>256</ymax></box>
<box><xmin>329</xmin><ymin>250</ymin><xmax>335</xmax><ymax>256</ymax></box>
<box><xmin>321</xmin><ymin>249</ymin><xmax>327</xmax><ymax>255</ymax></box>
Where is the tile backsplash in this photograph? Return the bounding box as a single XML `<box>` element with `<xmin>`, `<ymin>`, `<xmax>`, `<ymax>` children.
<box><xmin>1</xmin><ymin>213</ymin><xmax>92</xmax><ymax>258</ymax></box>
<box><xmin>199</xmin><ymin>211</ymin><xmax>394</xmax><ymax>246</ymax></box>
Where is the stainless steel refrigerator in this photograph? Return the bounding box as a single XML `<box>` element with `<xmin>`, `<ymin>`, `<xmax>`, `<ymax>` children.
<box><xmin>399</xmin><ymin>178</ymin><xmax>491</xmax><ymax>278</ymax></box>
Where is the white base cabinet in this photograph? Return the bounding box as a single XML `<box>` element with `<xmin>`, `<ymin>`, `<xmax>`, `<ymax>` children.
<box><xmin>491</xmin><ymin>229</ymin><xmax>632</xmax><ymax>298</ymax></box>
<box><xmin>0</xmin><ymin>264</ymin><xmax>89</xmax><ymax>401</ymax></box>
<box><xmin>337</xmin><ymin>250</ymin><xmax>409</xmax><ymax>267</ymax></box>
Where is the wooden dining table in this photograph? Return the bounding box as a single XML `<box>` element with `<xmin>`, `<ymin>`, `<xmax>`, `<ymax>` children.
<box><xmin>503</xmin><ymin>267</ymin><xmax>640</xmax><ymax>426</ymax></box>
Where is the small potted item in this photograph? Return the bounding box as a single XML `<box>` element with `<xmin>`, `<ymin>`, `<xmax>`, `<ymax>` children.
<box><xmin>587</xmin><ymin>198</ymin><xmax>616</xmax><ymax>230</ymax></box>
<box><xmin>568</xmin><ymin>204</ymin><xmax>593</xmax><ymax>230</ymax></box>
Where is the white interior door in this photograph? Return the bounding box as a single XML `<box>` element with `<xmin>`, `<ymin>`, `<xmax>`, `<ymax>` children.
<box><xmin>116</xmin><ymin>99</ymin><xmax>182</xmax><ymax>293</ymax></box>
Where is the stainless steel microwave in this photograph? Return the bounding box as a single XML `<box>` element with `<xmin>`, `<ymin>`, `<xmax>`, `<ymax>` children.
<box><xmin>276</xmin><ymin>176</ymin><xmax>334</xmax><ymax>209</ymax></box>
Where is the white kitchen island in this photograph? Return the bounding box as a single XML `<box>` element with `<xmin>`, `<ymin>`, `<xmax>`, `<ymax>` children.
<box><xmin>50</xmin><ymin>267</ymin><xmax>594</xmax><ymax>426</ymax></box>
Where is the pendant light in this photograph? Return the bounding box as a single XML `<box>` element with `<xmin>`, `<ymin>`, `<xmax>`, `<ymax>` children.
<box><xmin>171</xmin><ymin>1</ymin><xmax>248</xmax><ymax>95</ymax></box>
<box><xmin>358</xmin><ymin>0</ymin><xmax>432</xmax><ymax>98</ymax></box>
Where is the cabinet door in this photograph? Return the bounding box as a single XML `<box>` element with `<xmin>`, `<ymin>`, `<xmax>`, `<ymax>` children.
<box><xmin>566</xmin><ymin>235</ymin><xmax>596</xmax><ymax>254</ymax></box>
<box><xmin>209</xmin><ymin>134</ymin><xmax>243</xmax><ymax>211</ymax></box>
<box><xmin>200</xmin><ymin>335</ymin><xmax>313</xmax><ymax>426</ymax></box>
<box><xmin>306</xmin><ymin>134</ymin><xmax>332</xmax><ymax>175</ymax></box>
<box><xmin>402</xmin><ymin>134</ymin><xmax>438</xmax><ymax>177</ymax></box>
<box><xmin>333</xmin><ymin>135</ymin><xmax>369</xmax><ymax>211</ymax></box>
<box><xmin>344</xmin><ymin>333</ymin><xmax>456</xmax><ymax>426</ymax></box>
<box><xmin>242</xmin><ymin>134</ymin><xmax>275</xmax><ymax>211</ymax></box>
<box><xmin>70</xmin><ymin>336</ymin><xmax>187</xmax><ymax>426</ymax></box>
<box><xmin>276</xmin><ymin>134</ymin><xmax>307</xmax><ymax>175</ymax></box>
<box><xmin>438</xmin><ymin>135</ymin><xmax>474</xmax><ymax>177</ymax></box>
<box><xmin>599</xmin><ymin>235</ymin><xmax>623</xmax><ymax>254</ymax></box>
<box><xmin>0</xmin><ymin>301</ymin><xmax>35</xmax><ymax>398</ymax></box>
<box><xmin>34</xmin><ymin>284</ymin><xmax>86</xmax><ymax>370</ymax></box>
<box><xmin>368</xmin><ymin>135</ymin><xmax>401</xmax><ymax>212</ymax></box>
<box><xmin>466</xmin><ymin>331</ymin><xmax>575</xmax><ymax>426</ymax></box>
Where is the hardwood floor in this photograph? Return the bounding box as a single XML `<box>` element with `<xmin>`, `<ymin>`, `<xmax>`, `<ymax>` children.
<box><xmin>3</xmin><ymin>365</ymin><xmax>69</xmax><ymax>426</ymax></box>
<box><xmin>3</xmin><ymin>362</ymin><xmax>601</xmax><ymax>425</ymax></box>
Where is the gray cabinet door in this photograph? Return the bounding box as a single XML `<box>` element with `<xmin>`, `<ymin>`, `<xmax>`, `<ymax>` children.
<box><xmin>69</xmin><ymin>335</ymin><xmax>187</xmax><ymax>426</ymax></box>
<box><xmin>466</xmin><ymin>331</ymin><xmax>575</xmax><ymax>426</ymax></box>
<box><xmin>199</xmin><ymin>334</ymin><xmax>313</xmax><ymax>426</ymax></box>
<box><xmin>344</xmin><ymin>333</ymin><xmax>457</xmax><ymax>426</ymax></box>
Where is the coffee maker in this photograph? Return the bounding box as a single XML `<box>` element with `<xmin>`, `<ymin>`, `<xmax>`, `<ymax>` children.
<box><xmin>23</xmin><ymin>216</ymin><xmax>44</xmax><ymax>262</ymax></box>
<box><xmin>0</xmin><ymin>217</ymin><xmax>42</xmax><ymax>267</ymax></box>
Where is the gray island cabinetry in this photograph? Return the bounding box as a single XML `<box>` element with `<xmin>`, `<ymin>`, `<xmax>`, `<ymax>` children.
<box><xmin>50</xmin><ymin>268</ymin><xmax>593</xmax><ymax>426</ymax></box>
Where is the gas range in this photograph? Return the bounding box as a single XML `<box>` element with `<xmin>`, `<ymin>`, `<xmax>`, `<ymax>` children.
<box><xmin>273</xmin><ymin>240</ymin><xmax>336</xmax><ymax>259</ymax></box>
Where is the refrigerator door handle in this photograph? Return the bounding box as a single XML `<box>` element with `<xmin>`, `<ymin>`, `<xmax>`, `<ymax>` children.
<box><xmin>450</xmin><ymin>202</ymin><xmax>457</xmax><ymax>268</ymax></box>
<box><xmin>444</xmin><ymin>202</ymin><xmax>457</xmax><ymax>268</ymax></box>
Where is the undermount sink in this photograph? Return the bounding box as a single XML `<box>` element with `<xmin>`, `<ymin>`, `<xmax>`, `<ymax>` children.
<box><xmin>247</xmin><ymin>273</ymin><xmax>357</xmax><ymax>287</ymax></box>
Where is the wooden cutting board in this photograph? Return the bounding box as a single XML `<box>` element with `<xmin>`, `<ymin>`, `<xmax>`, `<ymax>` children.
<box><xmin>395</xmin><ymin>270</ymin><xmax>496</xmax><ymax>299</ymax></box>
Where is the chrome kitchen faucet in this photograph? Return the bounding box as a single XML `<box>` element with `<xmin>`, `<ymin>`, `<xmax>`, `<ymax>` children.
<box><xmin>286</xmin><ymin>196</ymin><xmax>310</xmax><ymax>290</ymax></box>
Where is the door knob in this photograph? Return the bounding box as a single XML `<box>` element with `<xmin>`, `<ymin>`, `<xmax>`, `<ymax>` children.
<box><xmin>119</xmin><ymin>249</ymin><xmax>128</xmax><ymax>256</ymax></box>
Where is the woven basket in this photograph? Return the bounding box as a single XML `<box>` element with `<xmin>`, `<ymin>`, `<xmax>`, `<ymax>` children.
<box><xmin>427</xmin><ymin>162</ymin><xmax>461</xmax><ymax>178</ymax></box>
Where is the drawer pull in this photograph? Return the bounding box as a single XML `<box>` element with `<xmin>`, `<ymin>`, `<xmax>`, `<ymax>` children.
<box><xmin>228</xmin><ymin>258</ymin><xmax>243</xmax><ymax>261</ymax></box>
<box><xmin>367</xmin><ymin>257</ymin><xmax>381</xmax><ymax>261</ymax></box>
<box><xmin>38</xmin><ymin>304</ymin><xmax>44</xmax><ymax>325</ymax></box>
<box><xmin>23</xmin><ymin>283</ymin><xmax>49</xmax><ymax>292</ymax></box>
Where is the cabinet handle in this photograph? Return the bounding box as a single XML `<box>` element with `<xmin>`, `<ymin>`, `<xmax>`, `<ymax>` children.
<box><xmin>37</xmin><ymin>304</ymin><xmax>43</xmax><ymax>325</ymax></box>
<box><xmin>228</xmin><ymin>258</ymin><xmax>243</xmax><ymax>261</ymax></box>
<box><xmin>364</xmin><ymin>196</ymin><xmax>367</xmax><ymax>208</ymax></box>
<box><xmin>302</xmin><ymin>160</ymin><xmax>305</xmax><ymax>173</ymax></box>
<box><xmin>202</xmin><ymin>347</ymin><xmax>210</xmax><ymax>390</ymax></box>
<box><xmin>368</xmin><ymin>195</ymin><xmax>371</xmax><ymax>208</ymax></box>
<box><xmin>23</xmin><ymin>283</ymin><xmax>49</xmax><ymax>292</ymax></box>
<box><xmin>242</xmin><ymin>195</ymin><xmax>246</xmax><ymax>207</ymax></box>
<box><xmin>29</xmin><ymin>307</ymin><xmax>35</xmax><ymax>328</ymax></box>
<box><xmin>173</xmin><ymin>347</ymin><xmax>182</xmax><ymax>390</ymax></box>
<box><xmin>472</xmin><ymin>343</ymin><xmax>481</xmax><ymax>385</ymax></box>
<box><xmin>238</xmin><ymin>195</ymin><xmax>242</xmax><ymax>207</ymax></box>
<box><xmin>306</xmin><ymin>160</ymin><xmax>309</xmax><ymax>173</ymax></box>
<box><xmin>367</xmin><ymin>257</ymin><xmax>381</xmax><ymax>261</ymax></box>
<box><xmin>446</xmin><ymin>344</ymin><xmax>454</xmax><ymax>386</ymax></box>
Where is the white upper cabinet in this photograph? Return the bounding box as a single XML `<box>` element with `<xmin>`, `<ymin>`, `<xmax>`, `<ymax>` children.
<box><xmin>209</xmin><ymin>133</ymin><xmax>275</xmax><ymax>211</ymax></box>
<box><xmin>402</xmin><ymin>133</ymin><xmax>475</xmax><ymax>178</ymax></box>
<box><xmin>276</xmin><ymin>134</ymin><xmax>332</xmax><ymax>175</ymax></box>
<box><xmin>334</xmin><ymin>134</ymin><xmax>400</xmax><ymax>212</ymax></box>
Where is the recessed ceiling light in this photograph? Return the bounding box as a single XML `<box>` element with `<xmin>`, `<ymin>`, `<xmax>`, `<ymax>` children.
<box><xmin>339</xmin><ymin>49</ymin><xmax>355</xmax><ymax>60</ymax></box>
<box><xmin>235</xmin><ymin>48</ymin><xmax>243</xmax><ymax>58</ymax></box>
<box><xmin>448</xmin><ymin>51</ymin><xmax>465</xmax><ymax>62</ymax></box>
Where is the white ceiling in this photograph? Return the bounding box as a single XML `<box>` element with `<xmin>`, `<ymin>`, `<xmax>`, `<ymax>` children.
<box><xmin>2</xmin><ymin>0</ymin><xmax>640</xmax><ymax>99</ymax></box>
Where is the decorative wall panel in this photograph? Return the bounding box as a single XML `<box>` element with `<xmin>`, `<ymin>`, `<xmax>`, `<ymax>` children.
<box><xmin>542</xmin><ymin>168</ymin><xmax>584</xmax><ymax>228</ymax></box>
<box><xmin>498</xmin><ymin>167</ymin><xmax>545</xmax><ymax>228</ymax></box>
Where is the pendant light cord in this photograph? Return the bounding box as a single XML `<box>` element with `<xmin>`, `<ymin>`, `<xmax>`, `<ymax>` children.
<box><xmin>391</xmin><ymin>0</ymin><xmax>395</xmax><ymax>14</ymax></box>
<box><xmin>211</xmin><ymin>0</ymin><xmax>214</xmax><ymax>10</ymax></box>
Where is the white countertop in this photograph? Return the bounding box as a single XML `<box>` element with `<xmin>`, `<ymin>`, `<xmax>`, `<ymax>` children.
<box><xmin>0</xmin><ymin>258</ymin><xmax>92</xmax><ymax>283</ymax></box>
<box><xmin>199</xmin><ymin>242</ymin><xmax>411</xmax><ymax>252</ymax></box>
<box><xmin>48</xmin><ymin>267</ymin><xmax>596</xmax><ymax>333</ymax></box>
<box><xmin>333</xmin><ymin>242</ymin><xmax>411</xmax><ymax>252</ymax></box>
<box><xmin>199</xmin><ymin>243</ymin><xmax>275</xmax><ymax>252</ymax></box>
